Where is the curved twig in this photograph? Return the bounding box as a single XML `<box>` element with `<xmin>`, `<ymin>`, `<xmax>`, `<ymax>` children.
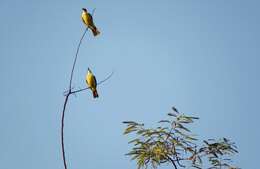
<box><xmin>60</xmin><ymin>8</ymin><xmax>110</xmax><ymax>169</ymax></box>
<box><xmin>92</xmin><ymin>8</ymin><xmax>96</xmax><ymax>16</ymax></box>
<box><xmin>68</xmin><ymin>7</ymin><xmax>95</xmax><ymax>91</ymax></box>
<box><xmin>175</xmin><ymin>156</ymin><xmax>185</xmax><ymax>168</ymax></box>
<box><xmin>69</xmin><ymin>28</ymin><xmax>88</xmax><ymax>90</ymax></box>
<box><xmin>61</xmin><ymin>27</ymin><xmax>88</xmax><ymax>169</ymax></box>
<box><xmin>167</xmin><ymin>155</ymin><xmax>177</xmax><ymax>169</ymax></box>
<box><xmin>61</xmin><ymin>94</ymin><xmax>69</xmax><ymax>169</ymax></box>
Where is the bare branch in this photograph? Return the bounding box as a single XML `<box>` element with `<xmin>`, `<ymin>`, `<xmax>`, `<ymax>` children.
<box><xmin>60</xmin><ymin>8</ymin><xmax>106</xmax><ymax>169</ymax></box>
<box><xmin>166</xmin><ymin>155</ymin><xmax>177</xmax><ymax>169</ymax></box>
<box><xmin>68</xmin><ymin>8</ymin><xmax>96</xmax><ymax>91</ymax></box>
<box><xmin>61</xmin><ymin>27</ymin><xmax>88</xmax><ymax>169</ymax></box>
<box><xmin>92</xmin><ymin>8</ymin><xmax>96</xmax><ymax>16</ymax></box>
<box><xmin>69</xmin><ymin>28</ymin><xmax>88</xmax><ymax>91</ymax></box>
<box><xmin>61</xmin><ymin>95</ymin><xmax>69</xmax><ymax>169</ymax></box>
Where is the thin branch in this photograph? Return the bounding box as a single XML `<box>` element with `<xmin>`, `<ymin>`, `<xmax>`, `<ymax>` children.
<box><xmin>61</xmin><ymin>28</ymin><xmax>88</xmax><ymax>169</ymax></box>
<box><xmin>60</xmin><ymin>8</ymin><xmax>105</xmax><ymax>169</ymax></box>
<box><xmin>167</xmin><ymin>155</ymin><xmax>178</xmax><ymax>169</ymax></box>
<box><xmin>175</xmin><ymin>156</ymin><xmax>185</xmax><ymax>168</ymax></box>
<box><xmin>68</xmin><ymin>8</ymin><xmax>95</xmax><ymax>91</ymax></box>
<box><xmin>165</xmin><ymin>126</ymin><xmax>174</xmax><ymax>142</ymax></box>
<box><xmin>61</xmin><ymin>94</ymin><xmax>69</xmax><ymax>169</ymax></box>
<box><xmin>92</xmin><ymin>8</ymin><xmax>96</xmax><ymax>16</ymax></box>
<box><xmin>69</xmin><ymin>28</ymin><xmax>88</xmax><ymax>91</ymax></box>
<box><xmin>70</xmin><ymin>71</ymin><xmax>114</xmax><ymax>94</ymax></box>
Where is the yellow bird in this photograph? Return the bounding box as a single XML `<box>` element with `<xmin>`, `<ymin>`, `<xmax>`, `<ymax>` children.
<box><xmin>81</xmin><ymin>8</ymin><xmax>100</xmax><ymax>36</ymax></box>
<box><xmin>86</xmin><ymin>68</ymin><xmax>99</xmax><ymax>98</ymax></box>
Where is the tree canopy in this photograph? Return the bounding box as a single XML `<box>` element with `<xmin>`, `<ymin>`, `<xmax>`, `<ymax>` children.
<box><xmin>123</xmin><ymin>107</ymin><xmax>239</xmax><ymax>169</ymax></box>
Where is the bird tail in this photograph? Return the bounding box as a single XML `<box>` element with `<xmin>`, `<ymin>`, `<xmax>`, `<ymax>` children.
<box><xmin>91</xmin><ymin>27</ymin><xmax>100</xmax><ymax>36</ymax></box>
<box><xmin>93</xmin><ymin>89</ymin><xmax>99</xmax><ymax>98</ymax></box>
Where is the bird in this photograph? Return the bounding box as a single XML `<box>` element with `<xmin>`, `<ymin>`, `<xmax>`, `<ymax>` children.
<box><xmin>86</xmin><ymin>68</ymin><xmax>99</xmax><ymax>98</ymax></box>
<box><xmin>81</xmin><ymin>8</ymin><xmax>100</xmax><ymax>36</ymax></box>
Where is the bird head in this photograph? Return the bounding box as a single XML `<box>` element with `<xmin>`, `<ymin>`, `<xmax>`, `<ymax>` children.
<box><xmin>82</xmin><ymin>8</ymin><xmax>87</xmax><ymax>12</ymax></box>
<box><xmin>87</xmin><ymin>67</ymin><xmax>92</xmax><ymax>73</ymax></box>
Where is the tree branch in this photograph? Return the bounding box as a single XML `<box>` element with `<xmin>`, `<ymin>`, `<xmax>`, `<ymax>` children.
<box><xmin>61</xmin><ymin>94</ymin><xmax>69</xmax><ymax>169</ymax></box>
<box><xmin>167</xmin><ymin>155</ymin><xmax>178</xmax><ymax>169</ymax></box>
<box><xmin>69</xmin><ymin>28</ymin><xmax>88</xmax><ymax>91</ymax></box>
<box><xmin>61</xmin><ymin>27</ymin><xmax>88</xmax><ymax>169</ymax></box>
<box><xmin>68</xmin><ymin>7</ymin><xmax>96</xmax><ymax>91</ymax></box>
<box><xmin>60</xmin><ymin>8</ymin><xmax>110</xmax><ymax>169</ymax></box>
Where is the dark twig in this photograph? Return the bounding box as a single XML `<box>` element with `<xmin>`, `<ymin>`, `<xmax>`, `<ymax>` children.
<box><xmin>61</xmin><ymin>28</ymin><xmax>88</xmax><ymax>169</ymax></box>
<box><xmin>69</xmin><ymin>28</ymin><xmax>88</xmax><ymax>90</ymax></box>
<box><xmin>61</xmin><ymin>94</ymin><xmax>69</xmax><ymax>169</ymax></box>
<box><xmin>92</xmin><ymin>8</ymin><xmax>96</xmax><ymax>16</ymax></box>
<box><xmin>167</xmin><ymin>156</ymin><xmax>178</xmax><ymax>169</ymax></box>
<box><xmin>68</xmin><ymin>8</ymin><xmax>95</xmax><ymax>91</ymax></box>
<box><xmin>175</xmin><ymin>156</ymin><xmax>185</xmax><ymax>168</ymax></box>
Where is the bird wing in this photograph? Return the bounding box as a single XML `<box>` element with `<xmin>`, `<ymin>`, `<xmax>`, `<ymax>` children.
<box><xmin>93</xmin><ymin>75</ymin><xmax>97</xmax><ymax>88</ymax></box>
<box><xmin>87</xmin><ymin>13</ymin><xmax>95</xmax><ymax>27</ymax></box>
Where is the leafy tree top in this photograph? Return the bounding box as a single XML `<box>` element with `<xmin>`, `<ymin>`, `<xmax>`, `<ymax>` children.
<box><xmin>123</xmin><ymin>107</ymin><xmax>239</xmax><ymax>169</ymax></box>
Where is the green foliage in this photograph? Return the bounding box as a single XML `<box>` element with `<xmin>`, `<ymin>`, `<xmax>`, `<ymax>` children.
<box><xmin>123</xmin><ymin>107</ymin><xmax>239</xmax><ymax>169</ymax></box>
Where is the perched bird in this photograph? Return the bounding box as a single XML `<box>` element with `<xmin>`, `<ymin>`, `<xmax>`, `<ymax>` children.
<box><xmin>81</xmin><ymin>8</ymin><xmax>100</xmax><ymax>36</ymax></box>
<box><xmin>86</xmin><ymin>68</ymin><xmax>99</xmax><ymax>98</ymax></box>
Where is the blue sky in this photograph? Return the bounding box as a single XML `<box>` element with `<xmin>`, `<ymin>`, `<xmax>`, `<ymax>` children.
<box><xmin>0</xmin><ymin>0</ymin><xmax>259</xmax><ymax>169</ymax></box>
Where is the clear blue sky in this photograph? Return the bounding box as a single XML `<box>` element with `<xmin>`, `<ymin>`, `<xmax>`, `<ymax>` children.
<box><xmin>0</xmin><ymin>0</ymin><xmax>259</xmax><ymax>169</ymax></box>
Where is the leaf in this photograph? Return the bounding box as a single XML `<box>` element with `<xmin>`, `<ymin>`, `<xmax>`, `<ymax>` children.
<box><xmin>131</xmin><ymin>154</ymin><xmax>140</xmax><ymax>161</ymax></box>
<box><xmin>172</xmin><ymin>106</ymin><xmax>179</xmax><ymax>113</ymax></box>
<box><xmin>124</xmin><ymin>125</ymin><xmax>137</xmax><ymax>135</ymax></box>
<box><xmin>128</xmin><ymin>139</ymin><xmax>140</xmax><ymax>144</ymax></box>
<box><xmin>176</xmin><ymin>123</ymin><xmax>191</xmax><ymax>132</ymax></box>
<box><xmin>123</xmin><ymin>121</ymin><xmax>138</xmax><ymax>125</ymax></box>
<box><xmin>168</xmin><ymin>113</ymin><xmax>177</xmax><ymax>117</ymax></box>
<box><xmin>203</xmin><ymin>140</ymin><xmax>209</xmax><ymax>145</ymax></box>
<box><xmin>137</xmin><ymin>129</ymin><xmax>146</xmax><ymax>135</ymax></box>
<box><xmin>186</xmin><ymin>135</ymin><xmax>198</xmax><ymax>141</ymax></box>
<box><xmin>158</xmin><ymin>120</ymin><xmax>171</xmax><ymax>123</ymax></box>
<box><xmin>189</xmin><ymin>116</ymin><xmax>199</xmax><ymax>120</ymax></box>
<box><xmin>223</xmin><ymin>137</ymin><xmax>229</xmax><ymax>142</ymax></box>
